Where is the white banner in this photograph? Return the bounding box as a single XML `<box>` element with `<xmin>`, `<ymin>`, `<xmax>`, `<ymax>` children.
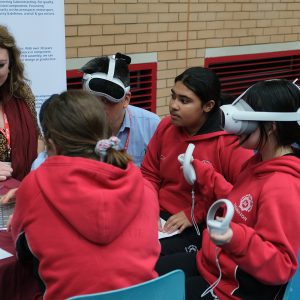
<box><xmin>0</xmin><ymin>0</ymin><xmax>66</xmax><ymax>114</ymax></box>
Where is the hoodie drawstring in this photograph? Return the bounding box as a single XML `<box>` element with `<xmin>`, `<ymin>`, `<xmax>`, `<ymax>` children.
<box><xmin>201</xmin><ymin>247</ymin><xmax>221</xmax><ymax>299</ymax></box>
<box><xmin>191</xmin><ymin>187</ymin><xmax>201</xmax><ymax>236</ymax></box>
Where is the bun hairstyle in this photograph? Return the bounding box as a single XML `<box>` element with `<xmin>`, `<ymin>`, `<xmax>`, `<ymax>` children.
<box><xmin>42</xmin><ymin>90</ymin><xmax>131</xmax><ymax>169</ymax></box>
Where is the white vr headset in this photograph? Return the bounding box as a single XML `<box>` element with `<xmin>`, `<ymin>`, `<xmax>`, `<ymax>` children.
<box><xmin>220</xmin><ymin>82</ymin><xmax>300</xmax><ymax>135</ymax></box>
<box><xmin>82</xmin><ymin>55</ymin><xmax>130</xmax><ymax>103</ymax></box>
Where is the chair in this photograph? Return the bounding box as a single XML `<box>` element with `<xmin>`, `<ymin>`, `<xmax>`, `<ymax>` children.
<box><xmin>68</xmin><ymin>269</ymin><xmax>185</xmax><ymax>300</ymax></box>
<box><xmin>282</xmin><ymin>252</ymin><xmax>300</xmax><ymax>300</ymax></box>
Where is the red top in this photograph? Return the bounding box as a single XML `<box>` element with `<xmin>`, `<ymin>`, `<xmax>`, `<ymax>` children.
<box><xmin>141</xmin><ymin>116</ymin><xmax>253</xmax><ymax>223</ymax></box>
<box><xmin>12</xmin><ymin>156</ymin><xmax>161</xmax><ymax>300</ymax></box>
<box><xmin>197</xmin><ymin>154</ymin><xmax>300</xmax><ymax>299</ymax></box>
<box><xmin>3</xmin><ymin>95</ymin><xmax>38</xmax><ymax>180</ymax></box>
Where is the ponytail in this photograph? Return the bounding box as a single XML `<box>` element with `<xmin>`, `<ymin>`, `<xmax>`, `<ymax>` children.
<box><xmin>95</xmin><ymin>136</ymin><xmax>132</xmax><ymax>169</ymax></box>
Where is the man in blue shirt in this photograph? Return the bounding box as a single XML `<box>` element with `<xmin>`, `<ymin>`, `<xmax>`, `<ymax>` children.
<box><xmin>81</xmin><ymin>52</ymin><xmax>160</xmax><ymax>167</ymax></box>
<box><xmin>32</xmin><ymin>53</ymin><xmax>160</xmax><ymax>169</ymax></box>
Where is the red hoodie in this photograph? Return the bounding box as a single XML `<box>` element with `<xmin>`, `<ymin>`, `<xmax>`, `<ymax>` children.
<box><xmin>141</xmin><ymin>116</ymin><xmax>253</xmax><ymax>224</ymax></box>
<box><xmin>11</xmin><ymin>156</ymin><xmax>161</xmax><ymax>300</ymax></box>
<box><xmin>197</xmin><ymin>154</ymin><xmax>300</xmax><ymax>300</ymax></box>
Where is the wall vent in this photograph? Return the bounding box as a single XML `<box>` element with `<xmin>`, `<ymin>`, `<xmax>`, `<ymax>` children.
<box><xmin>205</xmin><ymin>50</ymin><xmax>300</xmax><ymax>97</ymax></box>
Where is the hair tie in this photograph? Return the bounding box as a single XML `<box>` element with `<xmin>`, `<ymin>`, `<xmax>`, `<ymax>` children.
<box><xmin>95</xmin><ymin>136</ymin><xmax>120</xmax><ymax>160</ymax></box>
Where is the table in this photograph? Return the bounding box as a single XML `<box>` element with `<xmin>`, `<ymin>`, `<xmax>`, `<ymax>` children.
<box><xmin>0</xmin><ymin>231</ymin><xmax>41</xmax><ymax>300</ymax></box>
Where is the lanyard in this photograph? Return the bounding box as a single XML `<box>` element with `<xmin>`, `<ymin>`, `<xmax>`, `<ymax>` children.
<box><xmin>0</xmin><ymin>113</ymin><xmax>11</xmax><ymax>152</ymax></box>
<box><xmin>123</xmin><ymin>108</ymin><xmax>132</xmax><ymax>151</ymax></box>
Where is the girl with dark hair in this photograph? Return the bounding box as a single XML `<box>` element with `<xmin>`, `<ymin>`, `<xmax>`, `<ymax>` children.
<box><xmin>156</xmin><ymin>79</ymin><xmax>300</xmax><ymax>300</ymax></box>
<box><xmin>11</xmin><ymin>90</ymin><xmax>161</xmax><ymax>300</ymax></box>
<box><xmin>141</xmin><ymin>67</ymin><xmax>252</xmax><ymax>255</ymax></box>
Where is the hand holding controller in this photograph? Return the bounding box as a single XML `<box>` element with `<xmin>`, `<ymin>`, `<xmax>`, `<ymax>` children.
<box><xmin>178</xmin><ymin>143</ymin><xmax>196</xmax><ymax>185</ymax></box>
<box><xmin>207</xmin><ymin>199</ymin><xmax>234</xmax><ymax>235</ymax></box>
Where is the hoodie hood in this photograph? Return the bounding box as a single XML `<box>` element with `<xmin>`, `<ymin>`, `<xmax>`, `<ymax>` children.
<box><xmin>196</xmin><ymin>108</ymin><xmax>223</xmax><ymax>135</ymax></box>
<box><xmin>34</xmin><ymin>155</ymin><xmax>146</xmax><ymax>245</ymax></box>
<box><xmin>246</xmin><ymin>152</ymin><xmax>300</xmax><ymax>178</ymax></box>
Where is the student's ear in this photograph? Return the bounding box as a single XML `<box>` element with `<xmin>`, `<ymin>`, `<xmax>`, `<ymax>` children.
<box><xmin>268</xmin><ymin>122</ymin><xmax>277</xmax><ymax>135</ymax></box>
<box><xmin>46</xmin><ymin>139</ymin><xmax>58</xmax><ymax>156</ymax></box>
<box><xmin>123</xmin><ymin>92</ymin><xmax>131</xmax><ymax>109</ymax></box>
<box><xmin>203</xmin><ymin>100</ymin><xmax>215</xmax><ymax>113</ymax></box>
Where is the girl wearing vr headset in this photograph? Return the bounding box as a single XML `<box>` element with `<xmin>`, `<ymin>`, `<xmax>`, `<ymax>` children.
<box><xmin>156</xmin><ymin>79</ymin><xmax>300</xmax><ymax>300</ymax></box>
<box><xmin>141</xmin><ymin>67</ymin><xmax>253</xmax><ymax>255</ymax></box>
<box><xmin>10</xmin><ymin>90</ymin><xmax>161</xmax><ymax>300</ymax></box>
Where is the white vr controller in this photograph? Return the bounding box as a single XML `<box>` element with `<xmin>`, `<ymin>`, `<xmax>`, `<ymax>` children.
<box><xmin>206</xmin><ymin>199</ymin><xmax>234</xmax><ymax>235</ymax></box>
<box><xmin>178</xmin><ymin>143</ymin><xmax>196</xmax><ymax>185</ymax></box>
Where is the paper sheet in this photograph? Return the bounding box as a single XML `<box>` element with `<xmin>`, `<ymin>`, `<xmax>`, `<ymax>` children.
<box><xmin>0</xmin><ymin>202</ymin><xmax>14</xmax><ymax>231</ymax></box>
<box><xmin>0</xmin><ymin>247</ymin><xmax>13</xmax><ymax>260</ymax></box>
<box><xmin>158</xmin><ymin>218</ymin><xmax>179</xmax><ymax>239</ymax></box>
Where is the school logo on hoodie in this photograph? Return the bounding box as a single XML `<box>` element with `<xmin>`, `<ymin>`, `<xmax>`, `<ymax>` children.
<box><xmin>234</xmin><ymin>194</ymin><xmax>253</xmax><ymax>222</ymax></box>
<box><xmin>239</xmin><ymin>194</ymin><xmax>253</xmax><ymax>212</ymax></box>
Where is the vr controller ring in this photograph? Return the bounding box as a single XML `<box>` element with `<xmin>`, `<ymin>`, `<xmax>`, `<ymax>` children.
<box><xmin>207</xmin><ymin>199</ymin><xmax>234</xmax><ymax>235</ymax></box>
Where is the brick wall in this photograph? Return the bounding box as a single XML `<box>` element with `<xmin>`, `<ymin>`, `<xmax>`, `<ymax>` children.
<box><xmin>64</xmin><ymin>0</ymin><xmax>300</xmax><ymax>117</ymax></box>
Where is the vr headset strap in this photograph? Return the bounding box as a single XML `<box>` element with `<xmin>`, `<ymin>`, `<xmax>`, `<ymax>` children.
<box><xmin>107</xmin><ymin>56</ymin><xmax>116</xmax><ymax>81</ymax></box>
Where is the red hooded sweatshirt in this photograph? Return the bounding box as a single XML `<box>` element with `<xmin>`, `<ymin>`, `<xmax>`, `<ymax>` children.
<box><xmin>11</xmin><ymin>156</ymin><xmax>161</xmax><ymax>300</ymax></box>
<box><xmin>141</xmin><ymin>115</ymin><xmax>253</xmax><ymax>224</ymax></box>
<box><xmin>196</xmin><ymin>154</ymin><xmax>300</xmax><ymax>300</ymax></box>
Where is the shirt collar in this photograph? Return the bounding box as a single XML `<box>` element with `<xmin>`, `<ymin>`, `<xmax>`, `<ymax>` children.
<box><xmin>119</xmin><ymin>108</ymin><xmax>131</xmax><ymax>133</ymax></box>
